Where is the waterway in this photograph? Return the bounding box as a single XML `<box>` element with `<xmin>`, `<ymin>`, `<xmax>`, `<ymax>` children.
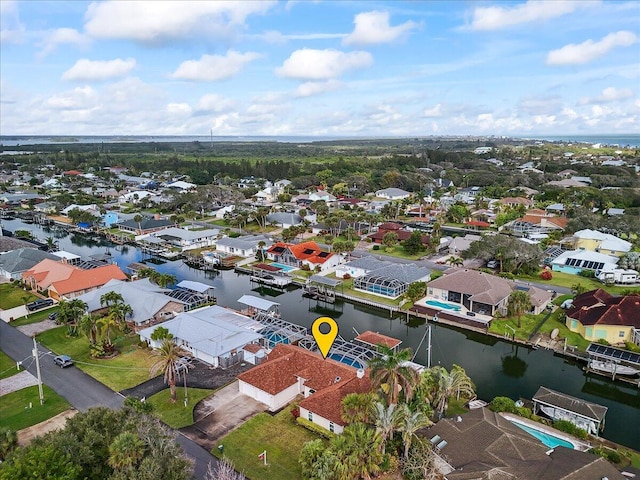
<box><xmin>3</xmin><ymin>218</ymin><xmax>639</xmax><ymax>450</ymax></box>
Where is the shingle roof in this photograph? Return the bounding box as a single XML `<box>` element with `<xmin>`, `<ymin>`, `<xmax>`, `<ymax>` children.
<box><xmin>429</xmin><ymin>269</ymin><xmax>512</xmax><ymax>305</ymax></box>
<box><xmin>566</xmin><ymin>289</ymin><xmax>640</xmax><ymax>327</ymax></box>
<box><xmin>216</xmin><ymin>234</ymin><xmax>272</xmax><ymax>250</ymax></box>
<box><xmin>0</xmin><ymin>248</ymin><xmax>59</xmax><ymax>274</ymax></box>
<box><xmin>0</xmin><ymin>236</ymin><xmax>38</xmax><ymax>253</ymax></box>
<box><xmin>533</xmin><ymin>386</ymin><xmax>608</xmax><ymax>421</ymax></box>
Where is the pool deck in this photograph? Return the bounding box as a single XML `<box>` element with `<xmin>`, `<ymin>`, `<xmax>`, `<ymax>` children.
<box><xmin>415</xmin><ymin>297</ymin><xmax>493</xmax><ymax>324</ymax></box>
<box><xmin>500</xmin><ymin>412</ymin><xmax>592</xmax><ymax>451</ymax></box>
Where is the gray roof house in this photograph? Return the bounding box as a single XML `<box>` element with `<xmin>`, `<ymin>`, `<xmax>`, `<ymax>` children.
<box><xmin>148</xmin><ymin>227</ymin><xmax>220</xmax><ymax>251</ymax></box>
<box><xmin>139</xmin><ymin>305</ymin><xmax>263</xmax><ymax>368</ymax></box>
<box><xmin>0</xmin><ymin>248</ymin><xmax>60</xmax><ymax>280</ymax></box>
<box><xmin>375</xmin><ymin>188</ymin><xmax>411</xmax><ymax>200</ymax></box>
<box><xmin>75</xmin><ymin>278</ymin><xmax>185</xmax><ymax>328</ymax></box>
<box><xmin>266</xmin><ymin>212</ymin><xmax>303</xmax><ymax>228</ymax></box>
<box><xmin>215</xmin><ymin>234</ymin><xmax>273</xmax><ymax>257</ymax></box>
<box><xmin>335</xmin><ymin>255</ymin><xmax>389</xmax><ymax>279</ymax></box>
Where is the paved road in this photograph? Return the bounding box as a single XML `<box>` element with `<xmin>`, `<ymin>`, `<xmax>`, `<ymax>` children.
<box><xmin>0</xmin><ymin>320</ymin><xmax>215</xmax><ymax>479</ymax></box>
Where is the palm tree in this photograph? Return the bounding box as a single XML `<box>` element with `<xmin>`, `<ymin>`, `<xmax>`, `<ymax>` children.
<box><xmin>108</xmin><ymin>431</ymin><xmax>145</xmax><ymax>471</ymax></box>
<box><xmin>341</xmin><ymin>392</ymin><xmax>376</xmax><ymax>425</ymax></box>
<box><xmin>331</xmin><ymin>423</ymin><xmax>382</xmax><ymax>480</ymax></box>
<box><xmin>100</xmin><ymin>291</ymin><xmax>124</xmax><ymax>309</ymax></box>
<box><xmin>424</xmin><ymin>365</ymin><xmax>476</xmax><ymax>419</ymax></box>
<box><xmin>79</xmin><ymin>313</ymin><xmax>99</xmax><ymax>346</ymax></box>
<box><xmin>109</xmin><ymin>302</ymin><xmax>133</xmax><ymax>331</ymax></box>
<box><xmin>154</xmin><ymin>272</ymin><xmax>176</xmax><ymax>288</ymax></box>
<box><xmin>98</xmin><ymin>313</ymin><xmax>120</xmax><ymax>350</ymax></box>
<box><xmin>446</xmin><ymin>256</ymin><xmax>463</xmax><ymax>267</ymax></box>
<box><xmin>372</xmin><ymin>401</ymin><xmax>401</xmax><ymax>455</ymax></box>
<box><xmin>368</xmin><ymin>345</ymin><xmax>420</xmax><ymax>405</ymax></box>
<box><xmin>398</xmin><ymin>403</ymin><xmax>432</xmax><ymax>458</ymax></box>
<box><xmin>45</xmin><ymin>236</ymin><xmax>57</xmax><ymax>252</ymax></box>
<box><xmin>507</xmin><ymin>290</ymin><xmax>531</xmax><ymax>328</ymax></box>
<box><xmin>133</xmin><ymin>214</ymin><xmax>143</xmax><ymax>235</ymax></box>
<box><xmin>58</xmin><ymin>298</ymin><xmax>88</xmax><ymax>336</ymax></box>
<box><xmin>149</xmin><ymin>338</ymin><xmax>181</xmax><ymax>403</ymax></box>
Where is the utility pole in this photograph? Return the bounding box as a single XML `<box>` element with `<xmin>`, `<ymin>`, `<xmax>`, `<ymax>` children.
<box><xmin>32</xmin><ymin>337</ymin><xmax>44</xmax><ymax>405</ymax></box>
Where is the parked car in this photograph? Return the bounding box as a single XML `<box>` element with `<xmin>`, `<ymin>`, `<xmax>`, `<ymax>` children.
<box><xmin>53</xmin><ymin>355</ymin><xmax>74</xmax><ymax>368</ymax></box>
<box><xmin>486</xmin><ymin>260</ymin><xmax>498</xmax><ymax>269</ymax></box>
<box><xmin>26</xmin><ymin>298</ymin><xmax>54</xmax><ymax>312</ymax></box>
<box><xmin>48</xmin><ymin>311</ymin><xmax>59</xmax><ymax>321</ymax></box>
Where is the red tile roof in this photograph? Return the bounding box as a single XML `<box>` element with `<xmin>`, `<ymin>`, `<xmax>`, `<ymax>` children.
<box><xmin>355</xmin><ymin>331</ymin><xmax>402</xmax><ymax>349</ymax></box>
<box><xmin>567</xmin><ymin>289</ymin><xmax>640</xmax><ymax>327</ymax></box>
<box><xmin>267</xmin><ymin>241</ymin><xmax>334</xmax><ymax>265</ymax></box>
<box><xmin>237</xmin><ymin>344</ymin><xmax>356</xmax><ymax>395</ymax></box>
<box><xmin>51</xmin><ymin>264</ymin><xmax>127</xmax><ymax>295</ymax></box>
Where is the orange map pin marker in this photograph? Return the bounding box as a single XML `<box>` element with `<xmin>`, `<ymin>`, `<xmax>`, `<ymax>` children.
<box><xmin>312</xmin><ymin>316</ymin><xmax>339</xmax><ymax>359</ymax></box>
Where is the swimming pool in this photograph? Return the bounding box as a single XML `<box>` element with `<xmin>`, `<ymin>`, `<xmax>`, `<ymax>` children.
<box><xmin>270</xmin><ymin>262</ymin><xmax>297</xmax><ymax>272</ymax></box>
<box><xmin>510</xmin><ymin>420</ymin><xmax>576</xmax><ymax>449</ymax></box>
<box><xmin>263</xmin><ymin>331</ymin><xmax>290</xmax><ymax>348</ymax></box>
<box><xmin>328</xmin><ymin>354</ymin><xmax>364</xmax><ymax>369</ymax></box>
<box><xmin>425</xmin><ymin>299</ymin><xmax>461</xmax><ymax>312</ymax></box>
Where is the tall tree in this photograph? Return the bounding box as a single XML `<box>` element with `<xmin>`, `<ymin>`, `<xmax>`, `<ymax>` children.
<box><xmin>58</xmin><ymin>299</ymin><xmax>88</xmax><ymax>337</ymax></box>
<box><xmin>507</xmin><ymin>290</ymin><xmax>531</xmax><ymax>328</ymax></box>
<box><xmin>398</xmin><ymin>404</ymin><xmax>432</xmax><ymax>459</ymax></box>
<box><xmin>108</xmin><ymin>431</ymin><xmax>145</xmax><ymax>472</ymax></box>
<box><xmin>368</xmin><ymin>345</ymin><xmax>420</xmax><ymax>405</ymax></box>
<box><xmin>100</xmin><ymin>291</ymin><xmax>124</xmax><ymax>309</ymax></box>
<box><xmin>423</xmin><ymin>365</ymin><xmax>475</xmax><ymax>419</ymax></box>
<box><xmin>372</xmin><ymin>402</ymin><xmax>401</xmax><ymax>455</ymax></box>
<box><xmin>341</xmin><ymin>392</ymin><xmax>377</xmax><ymax>425</ymax></box>
<box><xmin>149</xmin><ymin>339</ymin><xmax>181</xmax><ymax>403</ymax></box>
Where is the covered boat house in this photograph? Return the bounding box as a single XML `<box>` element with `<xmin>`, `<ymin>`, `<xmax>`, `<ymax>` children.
<box><xmin>532</xmin><ymin>386</ymin><xmax>608</xmax><ymax>436</ymax></box>
<box><xmin>585</xmin><ymin>343</ymin><xmax>640</xmax><ymax>382</ymax></box>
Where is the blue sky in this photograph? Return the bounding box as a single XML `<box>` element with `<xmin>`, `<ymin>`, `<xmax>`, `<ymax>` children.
<box><xmin>1</xmin><ymin>0</ymin><xmax>639</xmax><ymax>136</ymax></box>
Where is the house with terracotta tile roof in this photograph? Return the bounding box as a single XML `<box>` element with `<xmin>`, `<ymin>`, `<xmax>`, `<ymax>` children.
<box><xmin>265</xmin><ymin>241</ymin><xmax>342</xmax><ymax>272</ymax></box>
<box><xmin>566</xmin><ymin>289</ymin><xmax>640</xmax><ymax>345</ymax></box>
<box><xmin>22</xmin><ymin>258</ymin><xmax>127</xmax><ymax>300</ymax></box>
<box><xmin>498</xmin><ymin>196</ymin><xmax>533</xmax><ymax>209</ymax></box>
<box><xmin>426</xmin><ymin>268</ymin><xmax>552</xmax><ymax>316</ymax></box>
<box><xmin>368</xmin><ymin>221</ymin><xmax>430</xmax><ymax>246</ymax></box>
<box><xmin>237</xmin><ymin>344</ymin><xmax>363</xmax><ymax>416</ymax></box>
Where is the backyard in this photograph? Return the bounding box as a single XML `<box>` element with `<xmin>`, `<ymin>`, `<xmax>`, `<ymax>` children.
<box><xmin>0</xmin><ymin>282</ymin><xmax>38</xmax><ymax>310</ymax></box>
<box><xmin>518</xmin><ymin>270</ymin><xmax>640</xmax><ymax>296</ymax></box>
<box><xmin>213</xmin><ymin>404</ymin><xmax>320</xmax><ymax>480</ymax></box>
<box><xmin>36</xmin><ymin>326</ymin><xmax>157</xmax><ymax>391</ymax></box>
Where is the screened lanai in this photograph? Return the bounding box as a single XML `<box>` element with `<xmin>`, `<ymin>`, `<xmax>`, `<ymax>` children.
<box><xmin>354</xmin><ymin>274</ymin><xmax>406</xmax><ymax>298</ymax></box>
<box><xmin>299</xmin><ymin>335</ymin><xmax>377</xmax><ymax>369</ymax></box>
<box><xmin>165</xmin><ymin>289</ymin><xmax>207</xmax><ymax>311</ymax></box>
<box><xmin>253</xmin><ymin>310</ymin><xmax>307</xmax><ymax>348</ymax></box>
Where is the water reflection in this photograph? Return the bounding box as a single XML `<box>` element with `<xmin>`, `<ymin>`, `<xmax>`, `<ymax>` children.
<box><xmin>502</xmin><ymin>345</ymin><xmax>528</xmax><ymax>378</ymax></box>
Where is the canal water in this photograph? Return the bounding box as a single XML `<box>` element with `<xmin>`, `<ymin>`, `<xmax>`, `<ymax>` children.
<box><xmin>3</xmin><ymin>219</ymin><xmax>639</xmax><ymax>449</ymax></box>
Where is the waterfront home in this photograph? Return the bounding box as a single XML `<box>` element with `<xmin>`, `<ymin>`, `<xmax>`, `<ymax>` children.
<box><xmin>565</xmin><ymin>289</ymin><xmax>640</xmax><ymax>345</ymax></box>
<box><xmin>335</xmin><ymin>255</ymin><xmax>389</xmax><ymax>279</ymax></box>
<box><xmin>139</xmin><ymin>305</ymin><xmax>263</xmax><ymax>368</ymax></box>
<box><xmin>0</xmin><ymin>235</ymin><xmax>39</xmax><ymax>253</ymax></box>
<box><xmin>215</xmin><ymin>234</ymin><xmax>273</xmax><ymax>258</ymax></box>
<box><xmin>375</xmin><ymin>187</ymin><xmax>411</xmax><ymax>200</ymax></box>
<box><xmin>353</xmin><ymin>263</ymin><xmax>431</xmax><ymax>299</ymax></box>
<box><xmin>117</xmin><ymin>216</ymin><xmax>176</xmax><ymax>236</ymax></box>
<box><xmin>368</xmin><ymin>222</ymin><xmax>430</xmax><ymax>246</ymax></box>
<box><xmin>75</xmin><ymin>278</ymin><xmax>185</xmax><ymax>328</ymax></box>
<box><xmin>22</xmin><ymin>258</ymin><xmax>127</xmax><ymax>300</ymax></box>
<box><xmin>144</xmin><ymin>226</ymin><xmax>220</xmax><ymax>251</ymax></box>
<box><xmin>426</xmin><ymin>269</ymin><xmax>552</xmax><ymax>316</ymax></box>
<box><xmin>237</xmin><ymin>344</ymin><xmax>362</xmax><ymax>418</ymax></box>
<box><xmin>265</xmin><ymin>241</ymin><xmax>341</xmax><ymax>272</ymax></box>
<box><xmin>551</xmin><ymin>249</ymin><xmax>619</xmax><ymax>275</ymax></box>
<box><xmin>102</xmin><ymin>211</ymin><xmax>136</xmax><ymax>228</ymax></box>
<box><xmin>424</xmin><ymin>408</ymin><xmax>622</xmax><ymax>480</ymax></box>
<box><xmin>61</xmin><ymin>203</ymin><xmax>100</xmax><ymax>217</ymax></box>
<box><xmin>0</xmin><ymin>248</ymin><xmax>60</xmax><ymax>281</ymax></box>
<box><xmin>570</xmin><ymin>229</ymin><xmax>632</xmax><ymax>257</ymax></box>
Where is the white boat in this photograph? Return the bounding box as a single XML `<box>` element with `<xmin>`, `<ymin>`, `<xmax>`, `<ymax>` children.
<box><xmin>539</xmin><ymin>405</ymin><xmax>597</xmax><ymax>434</ymax></box>
<box><xmin>589</xmin><ymin>360</ymin><xmax>640</xmax><ymax>377</ymax></box>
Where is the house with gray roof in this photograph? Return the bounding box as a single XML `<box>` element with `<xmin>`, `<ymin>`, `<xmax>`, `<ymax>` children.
<box><xmin>117</xmin><ymin>216</ymin><xmax>176</xmax><ymax>235</ymax></box>
<box><xmin>0</xmin><ymin>248</ymin><xmax>60</xmax><ymax>280</ymax></box>
<box><xmin>426</xmin><ymin>268</ymin><xmax>552</xmax><ymax>316</ymax></box>
<box><xmin>353</xmin><ymin>263</ymin><xmax>431</xmax><ymax>299</ymax></box>
<box><xmin>215</xmin><ymin>234</ymin><xmax>273</xmax><ymax>258</ymax></box>
<box><xmin>335</xmin><ymin>255</ymin><xmax>389</xmax><ymax>279</ymax></box>
<box><xmin>75</xmin><ymin>278</ymin><xmax>185</xmax><ymax>328</ymax></box>
<box><xmin>375</xmin><ymin>187</ymin><xmax>411</xmax><ymax>200</ymax></box>
<box><xmin>266</xmin><ymin>212</ymin><xmax>303</xmax><ymax>228</ymax></box>
<box><xmin>139</xmin><ymin>305</ymin><xmax>263</xmax><ymax>368</ymax></box>
<box><xmin>146</xmin><ymin>226</ymin><xmax>220</xmax><ymax>251</ymax></box>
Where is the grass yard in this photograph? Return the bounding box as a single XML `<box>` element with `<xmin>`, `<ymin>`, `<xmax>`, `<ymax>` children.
<box><xmin>11</xmin><ymin>305</ymin><xmax>60</xmax><ymax>326</ymax></box>
<box><xmin>0</xmin><ymin>283</ymin><xmax>38</xmax><ymax>310</ymax></box>
<box><xmin>517</xmin><ymin>271</ymin><xmax>640</xmax><ymax>295</ymax></box>
<box><xmin>489</xmin><ymin>309</ymin><xmax>590</xmax><ymax>351</ymax></box>
<box><xmin>147</xmin><ymin>388</ymin><xmax>214</xmax><ymax>428</ymax></box>
<box><xmin>371</xmin><ymin>245</ymin><xmax>425</xmax><ymax>261</ymax></box>
<box><xmin>37</xmin><ymin>326</ymin><xmax>156</xmax><ymax>391</ymax></box>
<box><xmin>0</xmin><ymin>385</ymin><xmax>71</xmax><ymax>431</ymax></box>
<box><xmin>214</xmin><ymin>404</ymin><xmax>321</xmax><ymax>480</ymax></box>
<box><xmin>0</xmin><ymin>350</ymin><xmax>20</xmax><ymax>380</ymax></box>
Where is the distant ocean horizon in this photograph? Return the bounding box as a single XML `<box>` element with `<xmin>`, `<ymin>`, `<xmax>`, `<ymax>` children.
<box><xmin>1</xmin><ymin>133</ymin><xmax>638</xmax><ymax>148</ymax></box>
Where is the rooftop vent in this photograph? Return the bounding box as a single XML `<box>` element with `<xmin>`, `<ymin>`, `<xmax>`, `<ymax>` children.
<box><xmin>334</xmin><ymin>376</ymin><xmax>341</xmax><ymax>383</ymax></box>
<box><xmin>356</xmin><ymin>368</ymin><xmax>365</xmax><ymax>379</ymax></box>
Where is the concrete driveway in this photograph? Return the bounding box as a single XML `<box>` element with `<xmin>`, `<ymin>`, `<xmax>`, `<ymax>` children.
<box><xmin>180</xmin><ymin>380</ymin><xmax>267</xmax><ymax>451</ymax></box>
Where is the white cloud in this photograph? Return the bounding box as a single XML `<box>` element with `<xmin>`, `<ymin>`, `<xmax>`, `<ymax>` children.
<box><xmin>467</xmin><ymin>0</ymin><xmax>589</xmax><ymax>31</ymax></box>
<box><xmin>343</xmin><ymin>11</ymin><xmax>418</xmax><ymax>46</ymax></box>
<box><xmin>62</xmin><ymin>58</ymin><xmax>137</xmax><ymax>81</ymax></box>
<box><xmin>0</xmin><ymin>0</ymin><xmax>25</xmax><ymax>44</ymax></box>
<box><xmin>167</xmin><ymin>103</ymin><xmax>192</xmax><ymax>115</ymax></box>
<box><xmin>579</xmin><ymin>86</ymin><xmax>635</xmax><ymax>105</ymax></box>
<box><xmin>46</xmin><ymin>86</ymin><xmax>97</xmax><ymax>110</ymax></box>
<box><xmin>38</xmin><ymin>28</ymin><xmax>89</xmax><ymax>58</ymax></box>
<box><xmin>84</xmin><ymin>1</ymin><xmax>275</xmax><ymax>43</ymax></box>
<box><xmin>423</xmin><ymin>103</ymin><xmax>443</xmax><ymax>118</ymax></box>
<box><xmin>195</xmin><ymin>94</ymin><xmax>237</xmax><ymax>114</ymax></box>
<box><xmin>518</xmin><ymin>96</ymin><xmax>562</xmax><ymax>115</ymax></box>
<box><xmin>294</xmin><ymin>80</ymin><xmax>343</xmax><ymax>97</ymax></box>
<box><xmin>171</xmin><ymin>51</ymin><xmax>260</xmax><ymax>82</ymax></box>
<box><xmin>547</xmin><ymin>31</ymin><xmax>638</xmax><ymax>65</ymax></box>
<box><xmin>277</xmin><ymin>49</ymin><xmax>373</xmax><ymax>80</ymax></box>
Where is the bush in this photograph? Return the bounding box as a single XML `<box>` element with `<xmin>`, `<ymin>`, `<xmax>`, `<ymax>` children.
<box><xmin>540</xmin><ymin>270</ymin><xmax>553</xmax><ymax>280</ymax></box>
<box><xmin>516</xmin><ymin>406</ymin><xmax>533</xmax><ymax>419</ymax></box>
<box><xmin>578</xmin><ymin>269</ymin><xmax>596</xmax><ymax>278</ymax></box>
<box><xmin>490</xmin><ymin>396</ymin><xmax>517</xmax><ymax>413</ymax></box>
<box><xmin>372</xmin><ymin>245</ymin><xmax>380</xmax><ymax>251</ymax></box>
<box><xmin>430</xmin><ymin>270</ymin><xmax>443</xmax><ymax>280</ymax></box>
<box><xmin>553</xmin><ymin>420</ymin><xmax>588</xmax><ymax>439</ymax></box>
<box><xmin>596</xmin><ymin>338</ymin><xmax>611</xmax><ymax>346</ymax></box>
<box><xmin>342</xmin><ymin>273</ymin><xmax>351</xmax><ymax>280</ymax></box>
<box><xmin>624</xmin><ymin>341</ymin><xmax>640</xmax><ymax>353</ymax></box>
<box><xmin>296</xmin><ymin>417</ymin><xmax>335</xmax><ymax>439</ymax></box>
<box><xmin>589</xmin><ymin>447</ymin><xmax>622</xmax><ymax>464</ymax></box>
<box><xmin>498</xmin><ymin>272</ymin><xmax>515</xmax><ymax>280</ymax></box>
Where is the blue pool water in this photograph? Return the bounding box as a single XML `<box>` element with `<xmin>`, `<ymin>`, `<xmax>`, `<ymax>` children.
<box><xmin>328</xmin><ymin>354</ymin><xmax>364</xmax><ymax>369</ymax></box>
<box><xmin>270</xmin><ymin>262</ymin><xmax>297</xmax><ymax>272</ymax></box>
<box><xmin>264</xmin><ymin>331</ymin><xmax>290</xmax><ymax>348</ymax></box>
<box><xmin>510</xmin><ymin>421</ymin><xmax>575</xmax><ymax>449</ymax></box>
<box><xmin>425</xmin><ymin>299</ymin><xmax>462</xmax><ymax>311</ymax></box>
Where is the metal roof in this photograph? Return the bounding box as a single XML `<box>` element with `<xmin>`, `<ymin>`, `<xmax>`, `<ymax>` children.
<box><xmin>238</xmin><ymin>294</ymin><xmax>280</xmax><ymax>311</ymax></box>
<box><xmin>587</xmin><ymin>343</ymin><xmax>640</xmax><ymax>367</ymax></box>
<box><xmin>307</xmin><ymin>275</ymin><xmax>341</xmax><ymax>287</ymax></box>
<box><xmin>533</xmin><ymin>386</ymin><xmax>608</xmax><ymax>422</ymax></box>
<box><xmin>176</xmin><ymin>280</ymin><xmax>214</xmax><ymax>293</ymax></box>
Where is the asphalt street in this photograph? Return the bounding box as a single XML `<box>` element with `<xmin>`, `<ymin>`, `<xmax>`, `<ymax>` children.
<box><xmin>0</xmin><ymin>320</ymin><xmax>215</xmax><ymax>479</ymax></box>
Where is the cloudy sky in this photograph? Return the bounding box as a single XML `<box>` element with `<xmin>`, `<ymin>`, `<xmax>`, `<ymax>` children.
<box><xmin>1</xmin><ymin>0</ymin><xmax>639</xmax><ymax>137</ymax></box>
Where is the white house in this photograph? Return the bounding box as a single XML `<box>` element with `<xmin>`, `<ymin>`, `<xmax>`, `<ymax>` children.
<box><xmin>215</xmin><ymin>234</ymin><xmax>273</xmax><ymax>258</ymax></box>
<box><xmin>145</xmin><ymin>227</ymin><xmax>220</xmax><ymax>251</ymax></box>
<box><xmin>375</xmin><ymin>188</ymin><xmax>411</xmax><ymax>200</ymax></box>
<box><xmin>139</xmin><ymin>305</ymin><xmax>263</xmax><ymax>368</ymax></box>
<box><xmin>551</xmin><ymin>249</ymin><xmax>619</xmax><ymax>275</ymax></box>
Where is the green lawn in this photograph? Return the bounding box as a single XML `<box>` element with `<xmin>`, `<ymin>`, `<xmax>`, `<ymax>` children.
<box><xmin>0</xmin><ymin>283</ymin><xmax>38</xmax><ymax>310</ymax></box>
<box><xmin>489</xmin><ymin>309</ymin><xmax>591</xmax><ymax>351</ymax></box>
<box><xmin>0</xmin><ymin>350</ymin><xmax>20</xmax><ymax>380</ymax></box>
<box><xmin>36</xmin><ymin>326</ymin><xmax>156</xmax><ymax>391</ymax></box>
<box><xmin>517</xmin><ymin>271</ymin><xmax>640</xmax><ymax>295</ymax></box>
<box><xmin>0</xmin><ymin>385</ymin><xmax>71</xmax><ymax>431</ymax></box>
<box><xmin>371</xmin><ymin>245</ymin><xmax>425</xmax><ymax>260</ymax></box>
<box><xmin>147</xmin><ymin>388</ymin><xmax>214</xmax><ymax>428</ymax></box>
<box><xmin>214</xmin><ymin>404</ymin><xmax>321</xmax><ymax>480</ymax></box>
<box><xmin>11</xmin><ymin>306</ymin><xmax>60</xmax><ymax>326</ymax></box>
